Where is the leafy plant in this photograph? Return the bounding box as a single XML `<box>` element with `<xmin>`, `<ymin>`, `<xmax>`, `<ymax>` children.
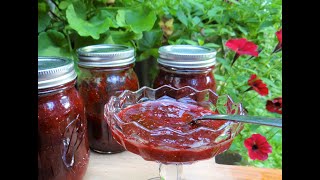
<box><xmin>38</xmin><ymin>0</ymin><xmax>282</xmax><ymax>169</ymax></box>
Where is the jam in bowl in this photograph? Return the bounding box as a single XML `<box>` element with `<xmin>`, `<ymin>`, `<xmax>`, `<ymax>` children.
<box><xmin>105</xmin><ymin>85</ymin><xmax>245</xmax><ymax>179</ymax></box>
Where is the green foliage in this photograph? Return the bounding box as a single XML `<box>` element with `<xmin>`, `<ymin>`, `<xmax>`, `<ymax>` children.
<box><xmin>116</xmin><ymin>7</ymin><xmax>156</xmax><ymax>33</ymax></box>
<box><xmin>38</xmin><ymin>1</ymin><xmax>51</xmax><ymax>33</ymax></box>
<box><xmin>66</xmin><ymin>3</ymin><xmax>114</xmax><ymax>39</ymax></box>
<box><xmin>38</xmin><ymin>0</ymin><xmax>282</xmax><ymax>169</ymax></box>
<box><xmin>38</xmin><ymin>30</ymin><xmax>70</xmax><ymax>57</ymax></box>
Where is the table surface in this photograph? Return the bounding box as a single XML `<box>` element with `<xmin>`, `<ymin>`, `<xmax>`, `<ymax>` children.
<box><xmin>83</xmin><ymin>151</ymin><xmax>282</xmax><ymax>180</ymax></box>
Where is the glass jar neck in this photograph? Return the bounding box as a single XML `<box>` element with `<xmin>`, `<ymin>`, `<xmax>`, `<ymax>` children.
<box><xmin>38</xmin><ymin>80</ymin><xmax>76</xmax><ymax>96</ymax></box>
<box><xmin>158</xmin><ymin>64</ymin><xmax>215</xmax><ymax>74</ymax></box>
<box><xmin>78</xmin><ymin>63</ymin><xmax>135</xmax><ymax>72</ymax></box>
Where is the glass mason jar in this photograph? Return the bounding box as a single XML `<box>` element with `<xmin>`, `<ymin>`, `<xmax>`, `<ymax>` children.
<box><xmin>38</xmin><ymin>57</ymin><xmax>89</xmax><ymax>180</ymax></box>
<box><xmin>153</xmin><ymin>45</ymin><xmax>217</xmax><ymax>91</ymax></box>
<box><xmin>77</xmin><ymin>44</ymin><xmax>139</xmax><ymax>154</ymax></box>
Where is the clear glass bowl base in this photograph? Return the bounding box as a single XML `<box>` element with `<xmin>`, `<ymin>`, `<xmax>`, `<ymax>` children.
<box><xmin>147</xmin><ymin>158</ymin><xmax>221</xmax><ymax>180</ymax></box>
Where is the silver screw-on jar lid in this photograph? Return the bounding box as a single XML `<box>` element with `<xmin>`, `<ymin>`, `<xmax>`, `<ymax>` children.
<box><xmin>158</xmin><ymin>45</ymin><xmax>217</xmax><ymax>68</ymax></box>
<box><xmin>38</xmin><ymin>57</ymin><xmax>77</xmax><ymax>90</ymax></box>
<box><xmin>77</xmin><ymin>44</ymin><xmax>135</xmax><ymax>67</ymax></box>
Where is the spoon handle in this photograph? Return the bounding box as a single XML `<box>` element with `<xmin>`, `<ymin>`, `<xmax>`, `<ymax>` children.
<box><xmin>194</xmin><ymin>115</ymin><xmax>282</xmax><ymax>128</ymax></box>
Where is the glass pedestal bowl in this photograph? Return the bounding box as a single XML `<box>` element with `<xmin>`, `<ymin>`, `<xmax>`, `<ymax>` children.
<box><xmin>105</xmin><ymin>85</ymin><xmax>245</xmax><ymax>180</ymax></box>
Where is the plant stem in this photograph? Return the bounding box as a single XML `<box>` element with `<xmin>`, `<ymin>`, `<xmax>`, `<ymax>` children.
<box><xmin>218</xmin><ymin>74</ymin><xmax>230</xmax><ymax>94</ymax></box>
<box><xmin>217</xmin><ymin>62</ymin><xmax>233</xmax><ymax>94</ymax></box>
<box><xmin>264</xmin><ymin>126</ymin><xmax>275</xmax><ymax>135</ymax></box>
<box><xmin>235</xmin><ymin>83</ymin><xmax>248</xmax><ymax>90</ymax></box>
<box><xmin>50</xmin><ymin>0</ymin><xmax>61</xmax><ymax>11</ymax></box>
<box><xmin>64</xmin><ymin>29</ymin><xmax>73</xmax><ymax>59</ymax></box>
<box><xmin>245</xmin><ymin>94</ymin><xmax>259</xmax><ymax>102</ymax></box>
<box><xmin>267</xmin><ymin>129</ymin><xmax>280</xmax><ymax>141</ymax></box>
<box><xmin>49</xmin><ymin>10</ymin><xmax>66</xmax><ymax>23</ymax></box>
<box><xmin>239</xmin><ymin>91</ymin><xmax>248</xmax><ymax>103</ymax></box>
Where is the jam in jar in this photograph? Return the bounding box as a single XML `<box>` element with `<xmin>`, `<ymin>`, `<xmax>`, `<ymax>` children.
<box><xmin>77</xmin><ymin>44</ymin><xmax>139</xmax><ymax>153</ymax></box>
<box><xmin>38</xmin><ymin>57</ymin><xmax>89</xmax><ymax>180</ymax></box>
<box><xmin>153</xmin><ymin>45</ymin><xmax>217</xmax><ymax>91</ymax></box>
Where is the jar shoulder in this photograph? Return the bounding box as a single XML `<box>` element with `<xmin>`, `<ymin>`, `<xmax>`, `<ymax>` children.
<box><xmin>153</xmin><ymin>69</ymin><xmax>216</xmax><ymax>90</ymax></box>
<box><xmin>38</xmin><ymin>87</ymin><xmax>85</xmax><ymax>120</ymax></box>
<box><xmin>77</xmin><ymin>68</ymin><xmax>139</xmax><ymax>90</ymax></box>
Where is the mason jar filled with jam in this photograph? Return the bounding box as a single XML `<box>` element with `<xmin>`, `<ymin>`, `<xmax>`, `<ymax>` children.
<box><xmin>77</xmin><ymin>44</ymin><xmax>139</xmax><ymax>153</ymax></box>
<box><xmin>38</xmin><ymin>57</ymin><xmax>89</xmax><ymax>180</ymax></box>
<box><xmin>153</xmin><ymin>45</ymin><xmax>217</xmax><ymax>91</ymax></box>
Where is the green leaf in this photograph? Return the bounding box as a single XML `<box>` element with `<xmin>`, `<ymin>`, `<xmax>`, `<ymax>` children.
<box><xmin>137</xmin><ymin>48</ymin><xmax>158</xmax><ymax>62</ymax></box>
<box><xmin>176</xmin><ymin>9</ymin><xmax>188</xmax><ymax>27</ymax></box>
<box><xmin>38</xmin><ymin>31</ymin><xmax>70</xmax><ymax>57</ymax></box>
<box><xmin>38</xmin><ymin>0</ymin><xmax>49</xmax><ymax>12</ymax></box>
<box><xmin>73</xmin><ymin>33</ymin><xmax>112</xmax><ymax>50</ymax></box>
<box><xmin>100</xmin><ymin>10</ymin><xmax>119</xmax><ymax>28</ymax></box>
<box><xmin>245</xmin><ymin>17</ymin><xmax>260</xmax><ymax>23</ymax></box>
<box><xmin>38</xmin><ymin>12</ymin><xmax>51</xmax><ymax>33</ymax></box>
<box><xmin>238</xmin><ymin>67</ymin><xmax>258</xmax><ymax>74</ymax></box>
<box><xmin>115</xmin><ymin>9</ymin><xmax>126</xmax><ymax>27</ymax></box>
<box><xmin>214</xmin><ymin>74</ymin><xmax>225</xmax><ymax>82</ymax></box>
<box><xmin>259</xmin><ymin>21</ymin><xmax>274</xmax><ymax>30</ymax></box>
<box><xmin>104</xmin><ymin>35</ymin><xmax>116</xmax><ymax>44</ymax></box>
<box><xmin>46</xmin><ymin>30</ymin><xmax>67</xmax><ymax>47</ymax></box>
<box><xmin>250</xmin><ymin>124</ymin><xmax>261</xmax><ymax>131</ymax></box>
<box><xmin>236</xmin><ymin>25</ymin><xmax>248</xmax><ymax>35</ymax></box>
<box><xmin>203</xmin><ymin>43</ymin><xmax>220</xmax><ymax>48</ymax></box>
<box><xmin>66</xmin><ymin>3</ymin><xmax>112</xmax><ymax>39</ymax></box>
<box><xmin>197</xmin><ymin>38</ymin><xmax>204</xmax><ymax>46</ymax></box>
<box><xmin>109</xmin><ymin>30</ymin><xmax>142</xmax><ymax>45</ymax></box>
<box><xmin>175</xmin><ymin>39</ymin><xmax>198</xmax><ymax>45</ymax></box>
<box><xmin>226</xmin><ymin>88</ymin><xmax>240</xmax><ymax>103</ymax></box>
<box><xmin>207</xmin><ymin>6</ymin><xmax>224</xmax><ymax>19</ymax></box>
<box><xmin>59</xmin><ymin>1</ymin><xmax>71</xmax><ymax>10</ymax></box>
<box><xmin>216</xmin><ymin>95</ymin><xmax>228</xmax><ymax>114</ymax></box>
<box><xmin>192</xmin><ymin>16</ymin><xmax>201</xmax><ymax>27</ymax></box>
<box><xmin>220</xmin><ymin>28</ymin><xmax>235</xmax><ymax>36</ymax></box>
<box><xmin>38</xmin><ymin>1</ymin><xmax>50</xmax><ymax>33</ymax></box>
<box><xmin>137</xmin><ymin>30</ymin><xmax>163</xmax><ymax>51</ymax></box>
<box><xmin>216</xmin><ymin>57</ymin><xmax>231</xmax><ymax>72</ymax></box>
<box><xmin>73</xmin><ymin>30</ymin><xmax>141</xmax><ymax>50</ymax></box>
<box><xmin>116</xmin><ymin>7</ymin><xmax>156</xmax><ymax>33</ymax></box>
<box><xmin>228</xmin><ymin>0</ymin><xmax>240</xmax><ymax>5</ymax></box>
<box><xmin>260</xmin><ymin>77</ymin><xmax>278</xmax><ymax>89</ymax></box>
<box><xmin>96</xmin><ymin>0</ymin><xmax>108</xmax><ymax>3</ymax></box>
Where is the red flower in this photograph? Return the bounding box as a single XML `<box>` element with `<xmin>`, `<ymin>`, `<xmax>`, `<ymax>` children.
<box><xmin>273</xmin><ymin>28</ymin><xmax>282</xmax><ymax>53</ymax></box>
<box><xmin>266</xmin><ymin>97</ymin><xmax>282</xmax><ymax>114</ymax></box>
<box><xmin>244</xmin><ymin>134</ymin><xmax>272</xmax><ymax>161</ymax></box>
<box><xmin>276</xmin><ymin>29</ymin><xmax>282</xmax><ymax>45</ymax></box>
<box><xmin>225</xmin><ymin>38</ymin><xmax>259</xmax><ymax>66</ymax></box>
<box><xmin>247</xmin><ymin>74</ymin><xmax>269</xmax><ymax>96</ymax></box>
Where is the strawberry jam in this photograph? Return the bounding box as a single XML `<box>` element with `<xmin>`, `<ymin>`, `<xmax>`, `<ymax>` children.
<box><xmin>114</xmin><ymin>100</ymin><xmax>234</xmax><ymax>164</ymax></box>
<box><xmin>153</xmin><ymin>45</ymin><xmax>217</xmax><ymax>91</ymax></box>
<box><xmin>38</xmin><ymin>57</ymin><xmax>89</xmax><ymax>180</ymax></box>
<box><xmin>77</xmin><ymin>44</ymin><xmax>139</xmax><ymax>153</ymax></box>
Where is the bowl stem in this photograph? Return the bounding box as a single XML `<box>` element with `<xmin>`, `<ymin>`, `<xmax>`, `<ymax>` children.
<box><xmin>159</xmin><ymin>163</ymin><xmax>183</xmax><ymax>180</ymax></box>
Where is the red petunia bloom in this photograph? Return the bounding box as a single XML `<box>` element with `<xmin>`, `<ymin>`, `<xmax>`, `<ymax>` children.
<box><xmin>266</xmin><ymin>97</ymin><xmax>282</xmax><ymax>114</ymax></box>
<box><xmin>276</xmin><ymin>29</ymin><xmax>282</xmax><ymax>45</ymax></box>
<box><xmin>273</xmin><ymin>28</ymin><xmax>282</xmax><ymax>53</ymax></box>
<box><xmin>247</xmin><ymin>74</ymin><xmax>269</xmax><ymax>96</ymax></box>
<box><xmin>225</xmin><ymin>38</ymin><xmax>259</xmax><ymax>66</ymax></box>
<box><xmin>244</xmin><ymin>134</ymin><xmax>272</xmax><ymax>161</ymax></box>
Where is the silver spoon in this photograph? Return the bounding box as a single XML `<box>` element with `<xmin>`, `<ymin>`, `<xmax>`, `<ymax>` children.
<box><xmin>190</xmin><ymin>114</ymin><xmax>282</xmax><ymax>128</ymax></box>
